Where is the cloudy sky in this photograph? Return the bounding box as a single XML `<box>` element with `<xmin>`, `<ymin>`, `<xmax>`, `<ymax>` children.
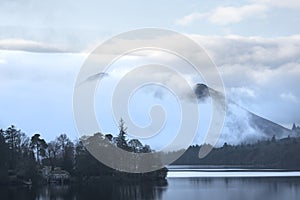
<box><xmin>0</xmin><ymin>0</ymin><xmax>300</xmax><ymax>144</ymax></box>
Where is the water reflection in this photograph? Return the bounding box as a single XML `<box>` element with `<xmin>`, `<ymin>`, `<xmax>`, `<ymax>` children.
<box><xmin>1</xmin><ymin>177</ymin><xmax>300</xmax><ymax>200</ymax></box>
<box><xmin>163</xmin><ymin>177</ymin><xmax>300</xmax><ymax>200</ymax></box>
<box><xmin>0</xmin><ymin>180</ymin><xmax>168</xmax><ymax>200</ymax></box>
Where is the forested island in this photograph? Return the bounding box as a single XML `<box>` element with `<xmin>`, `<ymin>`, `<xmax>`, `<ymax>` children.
<box><xmin>0</xmin><ymin>120</ymin><xmax>167</xmax><ymax>186</ymax></box>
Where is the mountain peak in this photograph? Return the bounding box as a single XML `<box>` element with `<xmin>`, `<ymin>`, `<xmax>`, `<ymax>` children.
<box><xmin>193</xmin><ymin>83</ymin><xmax>292</xmax><ymax>145</ymax></box>
<box><xmin>194</xmin><ymin>83</ymin><xmax>209</xmax><ymax>100</ymax></box>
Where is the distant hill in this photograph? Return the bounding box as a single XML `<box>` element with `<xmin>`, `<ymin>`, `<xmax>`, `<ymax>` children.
<box><xmin>194</xmin><ymin>83</ymin><xmax>293</xmax><ymax>145</ymax></box>
<box><xmin>172</xmin><ymin>136</ymin><xmax>300</xmax><ymax>169</ymax></box>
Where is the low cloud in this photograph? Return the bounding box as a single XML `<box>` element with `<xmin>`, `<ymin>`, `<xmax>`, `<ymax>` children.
<box><xmin>111</xmin><ymin>34</ymin><xmax>300</xmax><ymax>127</ymax></box>
<box><xmin>0</xmin><ymin>33</ymin><xmax>299</xmax><ymax>137</ymax></box>
<box><xmin>189</xmin><ymin>35</ymin><xmax>300</xmax><ymax>127</ymax></box>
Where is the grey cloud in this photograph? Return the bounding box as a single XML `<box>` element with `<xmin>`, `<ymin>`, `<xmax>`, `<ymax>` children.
<box><xmin>130</xmin><ymin>35</ymin><xmax>300</xmax><ymax>128</ymax></box>
<box><xmin>192</xmin><ymin>35</ymin><xmax>300</xmax><ymax>68</ymax></box>
<box><xmin>190</xmin><ymin>35</ymin><xmax>300</xmax><ymax>127</ymax></box>
<box><xmin>138</xmin><ymin>35</ymin><xmax>300</xmax><ymax>127</ymax></box>
<box><xmin>0</xmin><ymin>25</ymin><xmax>112</xmax><ymax>53</ymax></box>
<box><xmin>0</xmin><ymin>39</ymin><xmax>70</xmax><ymax>53</ymax></box>
<box><xmin>1</xmin><ymin>31</ymin><xmax>299</xmax><ymax>129</ymax></box>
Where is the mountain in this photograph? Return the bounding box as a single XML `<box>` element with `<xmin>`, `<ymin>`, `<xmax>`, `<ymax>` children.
<box><xmin>194</xmin><ymin>83</ymin><xmax>293</xmax><ymax>145</ymax></box>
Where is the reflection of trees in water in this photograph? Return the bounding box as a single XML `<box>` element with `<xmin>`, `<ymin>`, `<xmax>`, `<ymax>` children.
<box><xmin>37</xmin><ymin>185</ymin><xmax>73</xmax><ymax>199</ymax></box>
<box><xmin>3</xmin><ymin>178</ymin><xmax>300</xmax><ymax>200</ymax></box>
<box><xmin>113</xmin><ymin>180</ymin><xmax>168</xmax><ymax>200</ymax></box>
<box><xmin>188</xmin><ymin>177</ymin><xmax>246</xmax><ymax>191</ymax></box>
<box><xmin>186</xmin><ymin>177</ymin><xmax>300</xmax><ymax>199</ymax></box>
<box><xmin>0</xmin><ymin>186</ymin><xmax>36</xmax><ymax>200</ymax></box>
<box><xmin>31</xmin><ymin>180</ymin><xmax>168</xmax><ymax>200</ymax></box>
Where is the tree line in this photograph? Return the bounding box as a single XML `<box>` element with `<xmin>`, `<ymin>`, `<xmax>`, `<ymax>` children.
<box><xmin>172</xmin><ymin>135</ymin><xmax>300</xmax><ymax>169</ymax></box>
<box><xmin>0</xmin><ymin>125</ymin><xmax>79</xmax><ymax>185</ymax></box>
<box><xmin>0</xmin><ymin>119</ymin><xmax>167</xmax><ymax>185</ymax></box>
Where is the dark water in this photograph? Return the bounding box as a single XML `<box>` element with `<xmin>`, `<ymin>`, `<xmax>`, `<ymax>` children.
<box><xmin>1</xmin><ymin>176</ymin><xmax>300</xmax><ymax>200</ymax></box>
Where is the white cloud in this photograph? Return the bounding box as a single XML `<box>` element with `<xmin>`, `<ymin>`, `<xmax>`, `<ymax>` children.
<box><xmin>189</xmin><ymin>34</ymin><xmax>300</xmax><ymax>67</ymax></box>
<box><xmin>252</xmin><ymin>0</ymin><xmax>300</xmax><ymax>9</ymax></box>
<box><xmin>176</xmin><ymin>13</ymin><xmax>207</xmax><ymax>26</ymax></box>
<box><xmin>176</xmin><ymin>4</ymin><xmax>268</xmax><ymax>26</ymax></box>
<box><xmin>185</xmin><ymin>34</ymin><xmax>300</xmax><ymax>126</ymax></box>
<box><xmin>209</xmin><ymin>4</ymin><xmax>268</xmax><ymax>25</ymax></box>
<box><xmin>1</xmin><ymin>33</ymin><xmax>300</xmax><ymax>138</ymax></box>
<box><xmin>280</xmin><ymin>93</ymin><xmax>298</xmax><ymax>102</ymax></box>
<box><xmin>94</xmin><ymin>33</ymin><xmax>300</xmax><ymax>127</ymax></box>
<box><xmin>177</xmin><ymin>0</ymin><xmax>300</xmax><ymax>27</ymax></box>
<box><xmin>230</xmin><ymin>87</ymin><xmax>257</xmax><ymax>98</ymax></box>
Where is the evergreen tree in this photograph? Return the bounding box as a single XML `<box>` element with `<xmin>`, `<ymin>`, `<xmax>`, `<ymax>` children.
<box><xmin>116</xmin><ymin>118</ymin><xmax>128</xmax><ymax>150</ymax></box>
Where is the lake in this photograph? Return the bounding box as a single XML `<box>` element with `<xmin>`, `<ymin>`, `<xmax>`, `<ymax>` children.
<box><xmin>1</xmin><ymin>166</ymin><xmax>300</xmax><ymax>200</ymax></box>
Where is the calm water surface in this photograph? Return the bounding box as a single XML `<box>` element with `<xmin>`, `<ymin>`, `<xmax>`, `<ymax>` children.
<box><xmin>1</xmin><ymin>168</ymin><xmax>300</xmax><ymax>200</ymax></box>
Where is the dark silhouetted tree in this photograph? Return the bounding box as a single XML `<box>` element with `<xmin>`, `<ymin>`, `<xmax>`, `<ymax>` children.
<box><xmin>55</xmin><ymin>134</ymin><xmax>74</xmax><ymax>171</ymax></box>
<box><xmin>116</xmin><ymin>118</ymin><xmax>128</xmax><ymax>150</ymax></box>
<box><xmin>271</xmin><ymin>135</ymin><xmax>276</xmax><ymax>142</ymax></box>
<box><xmin>128</xmin><ymin>139</ymin><xmax>143</xmax><ymax>152</ymax></box>
<box><xmin>30</xmin><ymin>133</ymin><xmax>48</xmax><ymax>164</ymax></box>
<box><xmin>0</xmin><ymin>129</ymin><xmax>9</xmax><ymax>184</ymax></box>
<box><xmin>46</xmin><ymin>141</ymin><xmax>60</xmax><ymax>169</ymax></box>
<box><xmin>292</xmin><ymin>123</ymin><xmax>296</xmax><ymax>130</ymax></box>
<box><xmin>3</xmin><ymin>125</ymin><xmax>23</xmax><ymax>169</ymax></box>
